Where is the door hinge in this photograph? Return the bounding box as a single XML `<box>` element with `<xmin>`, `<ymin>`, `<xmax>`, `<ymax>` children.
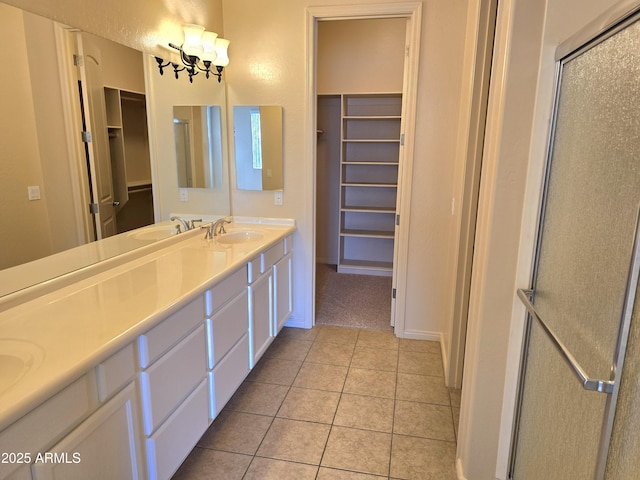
<box><xmin>396</xmin><ymin>214</ymin><xmax>400</xmax><ymax>226</ymax></box>
<box><xmin>89</xmin><ymin>203</ymin><xmax>99</xmax><ymax>214</ymax></box>
<box><xmin>81</xmin><ymin>131</ymin><xmax>92</xmax><ymax>143</ymax></box>
<box><xmin>400</xmin><ymin>133</ymin><xmax>405</xmax><ymax>146</ymax></box>
<box><xmin>73</xmin><ymin>54</ymin><xmax>84</xmax><ymax>67</ymax></box>
<box><xmin>392</xmin><ymin>288</ymin><xmax>397</xmax><ymax>299</ymax></box>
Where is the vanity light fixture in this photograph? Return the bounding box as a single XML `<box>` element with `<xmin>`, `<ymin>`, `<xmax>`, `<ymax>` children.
<box><xmin>155</xmin><ymin>24</ymin><xmax>230</xmax><ymax>83</ymax></box>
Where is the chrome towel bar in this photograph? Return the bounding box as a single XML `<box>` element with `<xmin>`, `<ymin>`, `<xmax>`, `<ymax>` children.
<box><xmin>516</xmin><ymin>289</ymin><xmax>615</xmax><ymax>394</ymax></box>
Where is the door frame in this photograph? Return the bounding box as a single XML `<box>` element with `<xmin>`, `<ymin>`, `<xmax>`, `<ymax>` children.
<box><xmin>305</xmin><ymin>2</ymin><xmax>422</xmax><ymax>332</ymax></box>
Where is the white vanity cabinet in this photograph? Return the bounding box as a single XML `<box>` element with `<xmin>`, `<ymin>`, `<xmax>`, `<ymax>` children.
<box><xmin>31</xmin><ymin>383</ymin><xmax>143</xmax><ymax>480</ymax></box>
<box><xmin>0</xmin><ymin>343</ymin><xmax>142</xmax><ymax>480</ymax></box>
<box><xmin>206</xmin><ymin>268</ymin><xmax>250</xmax><ymax>416</ymax></box>
<box><xmin>247</xmin><ymin>235</ymin><xmax>293</xmax><ymax>367</ymax></box>
<box><xmin>273</xmin><ymin>244</ymin><xmax>293</xmax><ymax>334</ymax></box>
<box><xmin>137</xmin><ymin>296</ymin><xmax>209</xmax><ymax>480</ymax></box>
<box><xmin>0</xmin><ymin>226</ymin><xmax>295</xmax><ymax>480</ymax></box>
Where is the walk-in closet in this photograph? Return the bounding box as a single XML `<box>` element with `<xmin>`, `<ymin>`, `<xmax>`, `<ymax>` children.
<box><xmin>315</xmin><ymin>17</ymin><xmax>406</xmax><ymax>330</ymax></box>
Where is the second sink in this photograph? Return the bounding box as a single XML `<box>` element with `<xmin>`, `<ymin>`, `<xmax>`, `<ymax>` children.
<box><xmin>216</xmin><ymin>231</ymin><xmax>264</xmax><ymax>245</ymax></box>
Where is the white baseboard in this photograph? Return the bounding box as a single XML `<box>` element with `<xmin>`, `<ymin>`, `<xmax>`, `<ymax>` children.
<box><xmin>441</xmin><ymin>331</ymin><xmax>450</xmax><ymax>384</ymax></box>
<box><xmin>456</xmin><ymin>458</ymin><xmax>467</xmax><ymax>480</ymax></box>
<box><xmin>400</xmin><ymin>329</ymin><xmax>441</xmax><ymax>342</ymax></box>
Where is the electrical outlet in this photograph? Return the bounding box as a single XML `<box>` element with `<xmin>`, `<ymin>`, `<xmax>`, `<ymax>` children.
<box><xmin>274</xmin><ymin>191</ymin><xmax>283</xmax><ymax>205</ymax></box>
<box><xmin>180</xmin><ymin>188</ymin><xmax>188</xmax><ymax>202</ymax></box>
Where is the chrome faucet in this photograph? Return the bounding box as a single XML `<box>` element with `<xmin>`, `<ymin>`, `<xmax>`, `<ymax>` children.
<box><xmin>170</xmin><ymin>216</ymin><xmax>189</xmax><ymax>233</ymax></box>
<box><xmin>212</xmin><ymin>217</ymin><xmax>232</xmax><ymax>236</ymax></box>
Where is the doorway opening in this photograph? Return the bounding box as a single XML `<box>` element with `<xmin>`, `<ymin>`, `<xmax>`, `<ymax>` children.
<box><xmin>307</xmin><ymin>3</ymin><xmax>422</xmax><ymax>336</ymax></box>
<box><xmin>315</xmin><ymin>18</ymin><xmax>406</xmax><ymax>331</ymax></box>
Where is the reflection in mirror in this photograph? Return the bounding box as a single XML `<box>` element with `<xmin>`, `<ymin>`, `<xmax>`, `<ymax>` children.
<box><xmin>233</xmin><ymin>106</ymin><xmax>283</xmax><ymax>191</ymax></box>
<box><xmin>0</xmin><ymin>2</ymin><xmax>168</xmax><ymax>299</ymax></box>
<box><xmin>174</xmin><ymin>106</ymin><xmax>224</xmax><ymax>189</ymax></box>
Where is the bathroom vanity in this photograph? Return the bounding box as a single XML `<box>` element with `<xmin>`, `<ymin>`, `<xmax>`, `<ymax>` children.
<box><xmin>0</xmin><ymin>219</ymin><xmax>295</xmax><ymax>480</ymax></box>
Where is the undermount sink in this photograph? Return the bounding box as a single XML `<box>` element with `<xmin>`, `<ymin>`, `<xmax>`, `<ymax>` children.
<box><xmin>0</xmin><ymin>340</ymin><xmax>44</xmax><ymax>395</ymax></box>
<box><xmin>216</xmin><ymin>231</ymin><xmax>264</xmax><ymax>245</ymax></box>
<box><xmin>128</xmin><ymin>224</ymin><xmax>178</xmax><ymax>241</ymax></box>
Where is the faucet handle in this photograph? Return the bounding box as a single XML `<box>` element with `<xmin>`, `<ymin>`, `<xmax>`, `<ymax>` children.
<box><xmin>200</xmin><ymin>223</ymin><xmax>214</xmax><ymax>240</ymax></box>
<box><xmin>190</xmin><ymin>219</ymin><xmax>203</xmax><ymax>229</ymax></box>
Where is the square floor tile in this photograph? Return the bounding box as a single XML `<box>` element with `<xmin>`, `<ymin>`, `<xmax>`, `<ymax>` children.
<box><xmin>398</xmin><ymin>338</ymin><xmax>441</xmax><ymax>354</ymax></box>
<box><xmin>394</xmin><ymin>400</ymin><xmax>455</xmax><ymax>442</ymax></box>
<box><xmin>293</xmin><ymin>362</ymin><xmax>348</xmax><ymax>392</ymax></box>
<box><xmin>224</xmin><ymin>381</ymin><xmax>289</xmax><ymax>416</ymax></box>
<box><xmin>172</xmin><ymin>447</ymin><xmax>252</xmax><ymax>480</ymax></box>
<box><xmin>257</xmin><ymin>418</ymin><xmax>331</xmax><ymax>464</ymax></box>
<box><xmin>343</xmin><ymin>368</ymin><xmax>396</xmax><ymax>398</ymax></box>
<box><xmin>247</xmin><ymin>357</ymin><xmax>302</xmax><ymax>386</ymax></box>
<box><xmin>321</xmin><ymin>426</ymin><xmax>391</xmax><ymax>476</ymax></box>
<box><xmin>334</xmin><ymin>393</ymin><xmax>394</xmax><ymax>432</ymax></box>
<box><xmin>244</xmin><ymin>457</ymin><xmax>318</xmax><ymax>480</ymax></box>
<box><xmin>306</xmin><ymin>341</ymin><xmax>355</xmax><ymax>366</ymax></box>
<box><xmin>315</xmin><ymin>326</ymin><xmax>360</xmax><ymax>345</ymax></box>
<box><xmin>398</xmin><ymin>351</ymin><xmax>443</xmax><ymax>377</ymax></box>
<box><xmin>277</xmin><ymin>387</ymin><xmax>340</xmax><ymax>424</ymax></box>
<box><xmin>351</xmin><ymin>346</ymin><xmax>398</xmax><ymax>371</ymax></box>
<box><xmin>356</xmin><ymin>329</ymin><xmax>399</xmax><ymax>350</ymax></box>
<box><xmin>264</xmin><ymin>337</ymin><xmax>314</xmax><ymax>361</ymax></box>
<box><xmin>317</xmin><ymin>467</ymin><xmax>387</xmax><ymax>479</ymax></box>
<box><xmin>197</xmin><ymin>411</ymin><xmax>272</xmax><ymax>455</ymax></box>
<box><xmin>396</xmin><ymin>372</ymin><xmax>450</xmax><ymax>405</ymax></box>
<box><xmin>390</xmin><ymin>435</ymin><xmax>456</xmax><ymax>480</ymax></box>
<box><xmin>278</xmin><ymin>326</ymin><xmax>319</xmax><ymax>342</ymax></box>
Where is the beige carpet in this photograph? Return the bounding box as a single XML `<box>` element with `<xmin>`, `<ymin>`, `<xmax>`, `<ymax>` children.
<box><xmin>315</xmin><ymin>263</ymin><xmax>393</xmax><ymax>331</ymax></box>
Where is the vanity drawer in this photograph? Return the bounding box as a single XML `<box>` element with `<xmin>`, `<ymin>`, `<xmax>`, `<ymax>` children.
<box><xmin>210</xmin><ymin>334</ymin><xmax>250</xmax><ymax>416</ymax></box>
<box><xmin>262</xmin><ymin>240</ymin><xmax>285</xmax><ymax>272</ymax></box>
<box><xmin>207</xmin><ymin>289</ymin><xmax>248</xmax><ymax>368</ymax></box>
<box><xmin>140</xmin><ymin>325</ymin><xmax>207</xmax><ymax>435</ymax></box>
<box><xmin>146</xmin><ymin>378</ymin><xmax>209</xmax><ymax>480</ymax></box>
<box><xmin>138</xmin><ymin>296</ymin><xmax>205</xmax><ymax>368</ymax></box>
<box><xmin>96</xmin><ymin>342</ymin><xmax>135</xmax><ymax>402</ymax></box>
<box><xmin>206</xmin><ymin>267</ymin><xmax>247</xmax><ymax>315</ymax></box>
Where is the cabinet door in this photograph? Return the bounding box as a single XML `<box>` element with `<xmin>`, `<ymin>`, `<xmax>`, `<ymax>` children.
<box><xmin>273</xmin><ymin>252</ymin><xmax>292</xmax><ymax>334</ymax></box>
<box><xmin>32</xmin><ymin>383</ymin><xmax>143</xmax><ymax>480</ymax></box>
<box><xmin>248</xmin><ymin>271</ymin><xmax>273</xmax><ymax>368</ymax></box>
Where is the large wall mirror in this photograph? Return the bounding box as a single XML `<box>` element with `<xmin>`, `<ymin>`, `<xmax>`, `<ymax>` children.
<box><xmin>234</xmin><ymin>106</ymin><xmax>283</xmax><ymax>191</ymax></box>
<box><xmin>174</xmin><ymin>105</ymin><xmax>224</xmax><ymax>189</ymax></box>
<box><xmin>0</xmin><ymin>2</ymin><xmax>230</xmax><ymax>298</ymax></box>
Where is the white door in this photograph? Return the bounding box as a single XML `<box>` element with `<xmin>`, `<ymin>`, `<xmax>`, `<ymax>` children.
<box><xmin>75</xmin><ymin>33</ymin><xmax>117</xmax><ymax>238</ymax></box>
<box><xmin>511</xmin><ymin>14</ymin><xmax>640</xmax><ymax>479</ymax></box>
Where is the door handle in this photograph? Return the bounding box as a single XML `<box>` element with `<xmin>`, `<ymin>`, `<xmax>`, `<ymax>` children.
<box><xmin>113</xmin><ymin>201</ymin><xmax>120</xmax><ymax>206</ymax></box>
<box><xmin>517</xmin><ymin>289</ymin><xmax>615</xmax><ymax>394</ymax></box>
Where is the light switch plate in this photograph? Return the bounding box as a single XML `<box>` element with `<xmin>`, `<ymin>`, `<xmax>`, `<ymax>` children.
<box><xmin>179</xmin><ymin>188</ymin><xmax>188</xmax><ymax>202</ymax></box>
<box><xmin>274</xmin><ymin>191</ymin><xmax>283</xmax><ymax>205</ymax></box>
<box><xmin>28</xmin><ymin>185</ymin><xmax>41</xmax><ymax>201</ymax></box>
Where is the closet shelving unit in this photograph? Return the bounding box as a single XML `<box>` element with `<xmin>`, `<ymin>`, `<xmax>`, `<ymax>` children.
<box><xmin>338</xmin><ymin>93</ymin><xmax>402</xmax><ymax>276</ymax></box>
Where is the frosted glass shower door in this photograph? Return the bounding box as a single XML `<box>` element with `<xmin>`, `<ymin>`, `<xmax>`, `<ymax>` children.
<box><xmin>511</xmin><ymin>15</ymin><xmax>640</xmax><ymax>480</ymax></box>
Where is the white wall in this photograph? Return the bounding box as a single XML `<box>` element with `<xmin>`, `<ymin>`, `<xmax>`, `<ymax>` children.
<box><xmin>144</xmin><ymin>57</ymin><xmax>230</xmax><ymax>220</ymax></box>
<box><xmin>458</xmin><ymin>0</ymin><xmax>626</xmax><ymax>478</ymax></box>
<box><xmin>0</xmin><ymin>5</ymin><xmax>52</xmax><ymax>269</ymax></box>
<box><xmin>223</xmin><ymin>0</ymin><xmax>471</xmax><ymax>335</ymax></box>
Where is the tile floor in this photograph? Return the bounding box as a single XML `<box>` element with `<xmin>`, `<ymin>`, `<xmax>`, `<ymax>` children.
<box><xmin>172</xmin><ymin>326</ymin><xmax>461</xmax><ymax>480</ymax></box>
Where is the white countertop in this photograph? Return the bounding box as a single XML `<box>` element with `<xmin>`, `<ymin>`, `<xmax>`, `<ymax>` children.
<box><xmin>0</xmin><ymin>220</ymin><xmax>295</xmax><ymax>430</ymax></box>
